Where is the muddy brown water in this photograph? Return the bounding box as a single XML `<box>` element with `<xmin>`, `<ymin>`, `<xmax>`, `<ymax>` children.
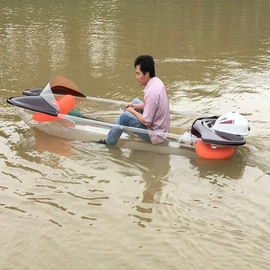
<box><xmin>1</xmin><ymin>1</ymin><xmax>270</xmax><ymax>269</ymax></box>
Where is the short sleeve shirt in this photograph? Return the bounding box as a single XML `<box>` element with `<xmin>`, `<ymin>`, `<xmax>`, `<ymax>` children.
<box><xmin>143</xmin><ymin>77</ymin><xmax>170</xmax><ymax>144</ymax></box>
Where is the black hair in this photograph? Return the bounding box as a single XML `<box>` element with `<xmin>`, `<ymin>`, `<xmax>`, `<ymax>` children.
<box><xmin>134</xmin><ymin>55</ymin><xmax>155</xmax><ymax>78</ymax></box>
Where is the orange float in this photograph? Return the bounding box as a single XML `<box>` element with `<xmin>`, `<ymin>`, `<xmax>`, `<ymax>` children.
<box><xmin>195</xmin><ymin>140</ymin><xmax>235</xmax><ymax>160</ymax></box>
<box><xmin>33</xmin><ymin>94</ymin><xmax>75</xmax><ymax>122</ymax></box>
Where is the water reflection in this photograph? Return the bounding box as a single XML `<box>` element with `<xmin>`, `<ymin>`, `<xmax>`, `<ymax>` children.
<box><xmin>25</xmin><ymin>22</ymin><xmax>41</xmax><ymax>71</ymax></box>
<box><xmin>48</xmin><ymin>20</ymin><xmax>67</xmax><ymax>71</ymax></box>
<box><xmin>190</xmin><ymin>151</ymin><xmax>247</xmax><ymax>181</ymax></box>
<box><xmin>86</xmin><ymin>0</ymin><xmax>119</xmax><ymax>77</ymax></box>
<box><xmin>109</xmin><ymin>147</ymin><xmax>170</xmax><ymax>227</ymax></box>
<box><xmin>33</xmin><ymin>129</ymin><xmax>74</xmax><ymax>157</ymax></box>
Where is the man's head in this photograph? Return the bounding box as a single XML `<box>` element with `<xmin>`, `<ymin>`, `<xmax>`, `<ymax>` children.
<box><xmin>134</xmin><ymin>55</ymin><xmax>155</xmax><ymax>86</ymax></box>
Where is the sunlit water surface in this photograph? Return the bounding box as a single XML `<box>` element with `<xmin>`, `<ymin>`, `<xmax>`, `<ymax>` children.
<box><xmin>1</xmin><ymin>1</ymin><xmax>270</xmax><ymax>269</ymax></box>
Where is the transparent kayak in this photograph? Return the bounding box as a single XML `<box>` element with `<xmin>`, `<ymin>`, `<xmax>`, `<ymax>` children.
<box><xmin>7</xmin><ymin>76</ymin><xmax>249</xmax><ymax>159</ymax></box>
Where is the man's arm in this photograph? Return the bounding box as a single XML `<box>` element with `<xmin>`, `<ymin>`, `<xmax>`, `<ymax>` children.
<box><xmin>125</xmin><ymin>102</ymin><xmax>144</xmax><ymax>111</ymax></box>
<box><xmin>125</xmin><ymin>107</ymin><xmax>151</xmax><ymax>127</ymax></box>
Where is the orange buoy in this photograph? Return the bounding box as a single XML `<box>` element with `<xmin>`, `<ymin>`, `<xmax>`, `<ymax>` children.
<box><xmin>195</xmin><ymin>140</ymin><xmax>235</xmax><ymax>160</ymax></box>
<box><xmin>33</xmin><ymin>94</ymin><xmax>75</xmax><ymax>122</ymax></box>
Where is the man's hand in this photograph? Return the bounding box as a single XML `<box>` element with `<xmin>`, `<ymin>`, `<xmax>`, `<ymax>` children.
<box><xmin>125</xmin><ymin>106</ymin><xmax>135</xmax><ymax>114</ymax></box>
<box><xmin>125</xmin><ymin>102</ymin><xmax>144</xmax><ymax>111</ymax></box>
<box><xmin>125</xmin><ymin>103</ymin><xmax>135</xmax><ymax>109</ymax></box>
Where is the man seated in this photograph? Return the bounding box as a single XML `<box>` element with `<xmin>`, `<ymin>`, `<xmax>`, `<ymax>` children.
<box><xmin>100</xmin><ymin>55</ymin><xmax>170</xmax><ymax>145</ymax></box>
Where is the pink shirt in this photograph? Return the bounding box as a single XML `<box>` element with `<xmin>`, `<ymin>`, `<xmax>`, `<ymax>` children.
<box><xmin>143</xmin><ymin>77</ymin><xmax>170</xmax><ymax>144</ymax></box>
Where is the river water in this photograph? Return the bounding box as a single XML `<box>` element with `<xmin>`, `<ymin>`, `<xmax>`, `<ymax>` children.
<box><xmin>1</xmin><ymin>1</ymin><xmax>270</xmax><ymax>269</ymax></box>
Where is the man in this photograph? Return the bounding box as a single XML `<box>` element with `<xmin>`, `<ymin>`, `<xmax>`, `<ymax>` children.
<box><xmin>100</xmin><ymin>55</ymin><xmax>170</xmax><ymax>145</ymax></box>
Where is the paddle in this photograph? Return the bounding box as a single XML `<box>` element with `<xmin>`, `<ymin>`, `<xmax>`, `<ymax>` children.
<box><xmin>50</xmin><ymin>75</ymin><xmax>201</xmax><ymax>117</ymax></box>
